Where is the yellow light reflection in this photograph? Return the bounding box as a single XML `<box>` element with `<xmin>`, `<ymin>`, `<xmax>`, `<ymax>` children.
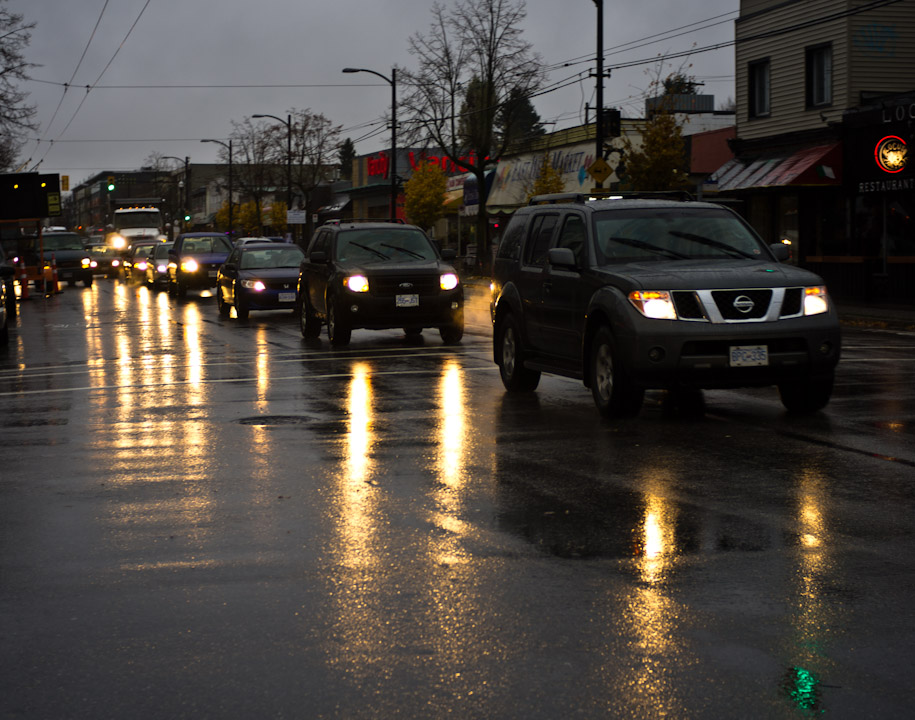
<box><xmin>346</xmin><ymin>363</ymin><xmax>374</xmax><ymax>486</ymax></box>
<box><xmin>255</xmin><ymin>326</ymin><xmax>270</xmax><ymax>407</ymax></box>
<box><xmin>639</xmin><ymin>494</ymin><xmax>676</xmax><ymax>585</ymax></box>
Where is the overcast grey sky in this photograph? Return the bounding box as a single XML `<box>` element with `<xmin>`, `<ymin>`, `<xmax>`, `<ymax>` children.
<box><xmin>9</xmin><ymin>0</ymin><xmax>738</xmax><ymax>185</ymax></box>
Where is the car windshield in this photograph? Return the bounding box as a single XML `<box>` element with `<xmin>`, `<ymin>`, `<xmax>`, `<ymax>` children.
<box><xmin>181</xmin><ymin>236</ymin><xmax>232</xmax><ymax>254</ymax></box>
<box><xmin>335</xmin><ymin>228</ymin><xmax>436</xmax><ymax>263</ymax></box>
<box><xmin>41</xmin><ymin>234</ymin><xmax>85</xmax><ymax>251</ymax></box>
<box><xmin>153</xmin><ymin>244</ymin><xmax>173</xmax><ymax>259</ymax></box>
<box><xmin>240</xmin><ymin>246</ymin><xmax>305</xmax><ymax>270</ymax></box>
<box><xmin>593</xmin><ymin>208</ymin><xmax>766</xmax><ymax>264</ymax></box>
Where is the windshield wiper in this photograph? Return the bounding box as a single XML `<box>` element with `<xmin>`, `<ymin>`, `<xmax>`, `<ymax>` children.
<box><xmin>347</xmin><ymin>242</ymin><xmax>389</xmax><ymax>260</ymax></box>
<box><xmin>380</xmin><ymin>243</ymin><xmax>425</xmax><ymax>260</ymax></box>
<box><xmin>606</xmin><ymin>236</ymin><xmax>688</xmax><ymax>260</ymax></box>
<box><xmin>668</xmin><ymin>230</ymin><xmax>756</xmax><ymax>259</ymax></box>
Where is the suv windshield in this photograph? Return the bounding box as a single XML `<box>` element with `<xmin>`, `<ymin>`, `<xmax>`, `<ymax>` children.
<box><xmin>335</xmin><ymin>228</ymin><xmax>436</xmax><ymax>263</ymax></box>
<box><xmin>42</xmin><ymin>233</ymin><xmax>85</xmax><ymax>251</ymax></box>
<box><xmin>593</xmin><ymin>208</ymin><xmax>766</xmax><ymax>263</ymax></box>
<box><xmin>181</xmin><ymin>236</ymin><xmax>233</xmax><ymax>254</ymax></box>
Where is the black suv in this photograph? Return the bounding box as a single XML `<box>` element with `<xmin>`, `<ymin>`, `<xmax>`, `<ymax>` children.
<box><xmin>490</xmin><ymin>194</ymin><xmax>841</xmax><ymax>417</ymax></box>
<box><xmin>296</xmin><ymin>220</ymin><xmax>464</xmax><ymax>346</ymax></box>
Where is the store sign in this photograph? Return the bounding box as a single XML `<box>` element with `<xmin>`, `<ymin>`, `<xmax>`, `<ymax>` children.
<box><xmin>874</xmin><ymin>135</ymin><xmax>907</xmax><ymax>174</ymax></box>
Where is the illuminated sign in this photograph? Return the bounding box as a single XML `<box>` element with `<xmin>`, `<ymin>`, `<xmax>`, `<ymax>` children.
<box><xmin>874</xmin><ymin>135</ymin><xmax>907</xmax><ymax>173</ymax></box>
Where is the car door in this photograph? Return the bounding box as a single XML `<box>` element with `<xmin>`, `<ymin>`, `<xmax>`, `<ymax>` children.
<box><xmin>518</xmin><ymin>212</ymin><xmax>559</xmax><ymax>353</ymax></box>
<box><xmin>539</xmin><ymin>212</ymin><xmax>588</xmax><ymax>363</ymax></box>
<box><xmin>219</xmin><ymin>248</ymin><xmax>241</xmax><ymax>304</ymax></box>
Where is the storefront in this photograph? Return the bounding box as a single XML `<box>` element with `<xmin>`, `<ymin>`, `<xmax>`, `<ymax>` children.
<box><xmin>828</xmin><ymin>93</ymin><xmax>915</xmax><ymax>301</ymax></box>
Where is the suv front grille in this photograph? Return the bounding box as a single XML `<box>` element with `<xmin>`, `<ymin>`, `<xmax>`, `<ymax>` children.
<box><xmin>711</xmin><ymin>289</ymin><xmax>772</xmax><ymax>320</ymax></box>
<box><xmin>370</xmin><ymin>275</ymin><xmax>440</xmax><ymax>297</ymax></box>
<box><xmin>672</xmin><ymin>287</ymin><xmax>808</xmax><ymax>323</ymax></box>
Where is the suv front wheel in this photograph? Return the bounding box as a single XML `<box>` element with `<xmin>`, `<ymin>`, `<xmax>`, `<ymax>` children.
<box><xmin>327</xmin><ymin>296</ymin><xmax>351</xmax><ymax>346</ymax></box>
<box><xmin>496</xmin><ymin>314</ymin><xmax>540</xmax><ymax>392</ymax></box>
<box><xmin>590</xmin><ymin>326</ymin><xmax>643</xmax><ymax>417</ymax></box>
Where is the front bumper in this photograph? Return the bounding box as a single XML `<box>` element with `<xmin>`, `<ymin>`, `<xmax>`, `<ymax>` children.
<box><xmin>240</xmin><ymin>287</ymin><xmax>298</xmax><ymax>311</ymax></box>
<box><xmin>336</xmin><ymin>287</ymin><xmax>464</xmax><ymax>330</ymax></box>
<box><xmin>615</xmin><ymin>311</ymin><xmax>842</xmax><ymax>389</ymax></box>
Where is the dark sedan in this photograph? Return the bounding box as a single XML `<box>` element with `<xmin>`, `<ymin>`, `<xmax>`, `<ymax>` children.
<box><xmin>216</xmin><ymin>243</ymin><xmax>305</xmax><ymax>319</ymax></box>
<box><xmin>145</xmin><ymin>241</ymin><xmax>174</xmax><ymax>290</ymax></box>
<box><xmin>168</xmin><ymin>232</ymin><xmax>234</xmax><ymax>298</ymax></box>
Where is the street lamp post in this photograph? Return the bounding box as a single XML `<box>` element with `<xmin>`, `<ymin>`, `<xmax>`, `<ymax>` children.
<box><xmin>161</xmin><ymin>155</ymin><xmax>190</xmax><ymax>233</ymax></box>
<box><xmin>343</xmin><ymin>66</ymin><xmax>397</xmax><ymax>220</ymax></box>
<box><xmin>252</xmin><ymin>113</ymin><xmax>293</xmax><ymax>215</ymax></box>
<box><xmin>201</xmin><ymin>139</ymin><xmax>233</xmax><ymax>237</ymax></box>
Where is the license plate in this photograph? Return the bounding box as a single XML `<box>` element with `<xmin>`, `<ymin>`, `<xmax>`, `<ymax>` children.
<box><xmin>730</xmin><ymin>345</ymin><xmax>768</xmax><ymax>367</ymax></box>
<box><xmin>278</xmin><ymin>292</ymin><xmax>296</xmax><ymax>303</ymax></box>
<box><xmin>396</xmin><ymin>294</ymin><xmax>419</xmax><ymax>308</ymax></box>
<box><xmin>208</xmin><ymin>270</ymin><xmax>217</xmax><ymax>278</ymax></box>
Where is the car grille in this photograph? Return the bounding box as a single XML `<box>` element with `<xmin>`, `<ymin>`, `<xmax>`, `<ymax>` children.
<box><xmin>370</xmin><ymin>275</ymin><xmax>441</xmax><ymax>297</ymax></box>
<box><xmin>671</xmin><ymin>287</ymin><xmax>809</xmax><ymax>323</ymax></box>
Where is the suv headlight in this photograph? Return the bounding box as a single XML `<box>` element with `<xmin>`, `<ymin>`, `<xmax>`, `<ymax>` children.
<box><xmin>181</xmin><ymin>258</ymin><xmax>199</xmax><ymax>273</ymax></box>
<box><xmin>628</xmin><ymin>290</ymin><xmax>677</xmax><ymax>320</ymax></box>
<box><xmin>344</xmin><ymin>275</ymin><xmax>369</xmax><ymax>293</ymax></box>
<box><xmin>804</xmin><ymin>286</ymin><xmax>829</xmax><ymax>316</ymax></box>
<box><xmin>440</xmin><ymin>273</ymin><xmax>459</xmax><ymax>291</ymax></box>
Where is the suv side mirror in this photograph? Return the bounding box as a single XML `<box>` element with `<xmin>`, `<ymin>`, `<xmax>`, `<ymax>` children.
<box><xmin>769</xmin><ymin>243</ymin><xmax>791</xmax><ymax>262</ymax></box>
<box><xmin>548</xmin><ymin>247</ymin><xmax>577</xmax><ymax>269</ymax></box>
<box><xmin>309</xmin><ymin>250</ymin><xmax>328</xmax><ymax>264</ymax></box>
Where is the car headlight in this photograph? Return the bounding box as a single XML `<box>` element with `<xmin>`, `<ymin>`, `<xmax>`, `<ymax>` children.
<box><xmin>111</xmin><ymin>235</ymin><xmax>126</xmax><ymax>250</ymax></box>
<box><xmin>628</xmin><ymin>290</ymin><xmax>677</xmax><ymax>320</ymax></box>
<box><xmin>135</xmin><ymin>260</ymin><xmax>148</xmax><ymax>271</ymax></box>
<box><xmin>344</xmin><ymin>275</ymin><xmax>369</xmax><ymax>293</ymax></box>
<box><xmin>241</xmin><ymin>279</ymin><xmax>265</xmax><ymax>291</ymax></box>
<box><xmin>440</xmin><ymin>272</ymin><xmax>459</xmax><ymax>291</ymax></box>
<box><xmin>156</xmin><ymin>263</ymin><xmax>168</xmax><ymax>273</ymax></box>
<box><xmin>81</xmin><ymin>257</ymin><xmax>92</xmax><ymax>268</ymax></box>
<box><xmin>804</xmin><ymin>286</ymin><xmax>829</xmax><ymax>316</ymax></box>
<box><xmin>181</xmin><ymin>258</ymin><xmax>199</xmax><ymax>273</ymax></box>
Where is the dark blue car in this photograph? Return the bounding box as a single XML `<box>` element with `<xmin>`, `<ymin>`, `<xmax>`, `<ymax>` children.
<box><xmin>168</xmin><ymin>232</ymin><xmax>233</xmax><ymax>298</ymax></box>
<box><xmin>216</xmin><ymin>242</ymin><xmax>304</xmax><ymax>319</ymax></box>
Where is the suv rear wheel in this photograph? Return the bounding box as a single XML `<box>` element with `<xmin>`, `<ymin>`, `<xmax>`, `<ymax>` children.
<box><xmin>590</xmin><ymin>326</ymin><xmax>643</xmax><ymax>417</ymax></box>
<box><xmin>496</xmin><ymin>314</ymin><xmax>540</xmax><ymax>392</ymax></box>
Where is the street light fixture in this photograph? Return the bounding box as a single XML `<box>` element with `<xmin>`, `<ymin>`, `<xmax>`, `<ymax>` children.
<box><xmin>343</xmin><ymin>66</ymin><xmax>397</xmax><ymax>220</ymax></box>
<box><xmin>201</xmin><ymin>139</ymin><xmax>233</xmax><ymax>237</ymax></box>
<box><xmin>252</xmin><ymin>113</ymin><xmax>293</xmax><ymax>216</ymax></box>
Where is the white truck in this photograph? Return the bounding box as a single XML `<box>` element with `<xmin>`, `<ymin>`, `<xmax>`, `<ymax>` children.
<box><xmin>106</xmin><ymin>200</ymin><xmax>166</xmax><ymax>252</ymax></box>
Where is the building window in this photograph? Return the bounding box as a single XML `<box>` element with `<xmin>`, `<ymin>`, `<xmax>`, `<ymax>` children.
<box><xmin>749</xmin><ymin>59</ymin><xmax>770</xmax><ymax>118</ymax></box>
<box><xmin>806</xmin><ymin>44</ymin><xmax>832</xmax><ymax>108</ymax></box>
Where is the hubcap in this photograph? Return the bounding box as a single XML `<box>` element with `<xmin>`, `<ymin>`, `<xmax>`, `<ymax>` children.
<box><xmin>595</xmin><ymin>343</ymin><xmax>613</xmax><ymax>401</ymax></box>
<box><xmin>502</xmin><ymin>327</ymin><xmax>516</xmax><ymax>375</ymax></box>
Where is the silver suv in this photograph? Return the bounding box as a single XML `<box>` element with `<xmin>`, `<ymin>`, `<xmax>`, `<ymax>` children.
<box><xmin>490</xmin><ymin>194</ymin><xmax>842</xmax><ymax>417</ymax></box>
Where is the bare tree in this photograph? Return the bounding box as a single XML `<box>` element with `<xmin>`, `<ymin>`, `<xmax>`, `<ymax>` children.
<box><xmin>0</xmin><ymin>2</ymin><xmax>38</xmax><ymax>171</ymax></box>
<box><xmin>401</xmin><ymin>0</ymin><xmax>544</xmax><ymax>272</ymax></box>
<box><xmin>228</xmin><ymin>118</ymin><xmax>277</xmax><ymax>235</ymax></box>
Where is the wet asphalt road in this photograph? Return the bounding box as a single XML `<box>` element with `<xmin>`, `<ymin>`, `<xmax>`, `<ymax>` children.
<box><xmin>1</xmin><ymin>278</ymin><xmax>914</xmax><ymax>719</ymax></box>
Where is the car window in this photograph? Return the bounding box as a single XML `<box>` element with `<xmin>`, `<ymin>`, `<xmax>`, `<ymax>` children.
<box><xmin>309</xmin><ymin>231</ymin><xmax>330</xmax><ymax>256</ymax></box>
<box><xmin>555</xmin><ymin>214</ymin><xmax>587</xmax><ymax>267</ymax></box>
<box><xmin>593</xmin><ymin>208</ymin><xmax>766</xmax><ymax>263</ymax></box>
<box><xmin>241</xmin><ymin>246</ymin><xmax>304</xmax><ymax>270</ymax></box>
<box><xmin>497</xmin><ymin>216</ymin><xmax>526</xmax><ymax>260</ymax></box>
<box><xmin>182</xmin><ymin>236</ymin><xmax>232</xmax><ymax>254</ymax></box>
<box><xmin>41</xmin><ymin>234</ymin><xmax>85</xmax><ymax>251</ymax></box>
<box><xmin>523</xmin><ymin>214</ymin><xmax>559</xmax><ymax>266</ymax></box>
<box><xmin>335</xmin><ymin>228</ymin><xmax>436</xmax><ymax>263</ymax></box>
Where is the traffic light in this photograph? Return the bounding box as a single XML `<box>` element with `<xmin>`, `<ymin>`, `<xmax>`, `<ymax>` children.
<box><xmin>106</xmin><ymin>175</ymin><xmax>116</xmax><ymax>192</ymax></box>
<box><xmin>184</xmin><ymin>213</ymin><xmax>191</xmax><ymax>222</ymax></box>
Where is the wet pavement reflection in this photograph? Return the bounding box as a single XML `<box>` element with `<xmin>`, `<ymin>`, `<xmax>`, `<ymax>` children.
<box><xmin>1</xmin><ymin>281</ymin><xmax>914</xmax><ymax>717</ymax></box>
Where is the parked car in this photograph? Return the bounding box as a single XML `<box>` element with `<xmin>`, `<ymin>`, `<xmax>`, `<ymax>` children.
<box><xmin>0</xmin><ymin>275</ymin><xmax>8</xmax><ymax>345</ymax></box>
<box><xmin>490</xmin><ymin>193</ymin><xmax>842</xmax><ymax>417</ymax></box>
<box><xmin>167</xmin><ymin>232</ymin><xmax>233</xmax><ymax>298</ymax></box>
<box><xmin>295</xmin><ymin>220</ymin><xmax>464</xmax><ymax>346</ymax></box>
<box><xmin>145</xmin><ymin>242</ymin><xmax>174</xmax><ymax>290</ymax></box>
<box><xmin>216</xmin><ymin>242</ymin><xmax>305</xmax><ymax>319</ymax></box>
<box><xmin>0</xmin><ymin>242</ymin><xmax>16</xmax><ymax>318</ymax></box>
<box><xmin>121</xmin><ymin>241</ymin><xmax>158</xmax><ymax>282</ymax></box>
<box><xmin>35</xmin><ymin>232</ymin><xmax>95</xmax><ymax>287</ymax></box>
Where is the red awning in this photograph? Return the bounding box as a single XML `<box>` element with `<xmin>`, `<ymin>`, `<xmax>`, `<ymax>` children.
<box><xmin>711</xmin><ymin>143</ymin><xmax>842</xmax><ymax>191</ymax></box>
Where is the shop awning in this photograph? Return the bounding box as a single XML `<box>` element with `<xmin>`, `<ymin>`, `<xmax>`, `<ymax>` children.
<box><xmin>442</xmin><ymin>188</ymin><xmax>463</xmax><ymax>211</ymax></box>
<box><xmin>711</xmin><ymin>143</ymin><xmax>842</xmax><ymax>191</ymax></box>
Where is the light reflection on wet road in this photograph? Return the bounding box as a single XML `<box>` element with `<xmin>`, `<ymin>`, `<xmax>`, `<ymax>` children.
<box><xmin>1</xmin><ymin>279</ymin><xmax>914</xmax><ymax>718</ymax></box>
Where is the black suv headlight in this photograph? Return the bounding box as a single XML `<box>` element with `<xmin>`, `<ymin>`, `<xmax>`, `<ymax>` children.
<box><xmin>803</xmin><ymin>286</ymin><xmax>829</xmax><ymax>316</ymax></box>
<box><xmin>628</xmin><ymin>290</ymin><xmax>677</xmax><ymax>320</ymax></box>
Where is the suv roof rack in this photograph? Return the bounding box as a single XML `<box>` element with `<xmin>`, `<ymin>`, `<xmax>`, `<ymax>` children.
<box><xmin>322</xmin><ymin>218</ymin><xmax>406</xmax><ymax>226</ymax></box>
<box><xmin>528</xmin><ymin>190</ymin><xmax>695</xmax><ymax>206</ymax></box>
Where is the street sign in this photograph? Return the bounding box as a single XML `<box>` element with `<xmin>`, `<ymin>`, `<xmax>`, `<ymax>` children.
<box><xmin>587</xmin><ymin>157</ymin><xmax>613</xmax><ymax>184</ymax></box>
<box><xmin>287</xmin><ymin>210</ymin><xmax>307</xmax><ymax>225</ymax></box>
